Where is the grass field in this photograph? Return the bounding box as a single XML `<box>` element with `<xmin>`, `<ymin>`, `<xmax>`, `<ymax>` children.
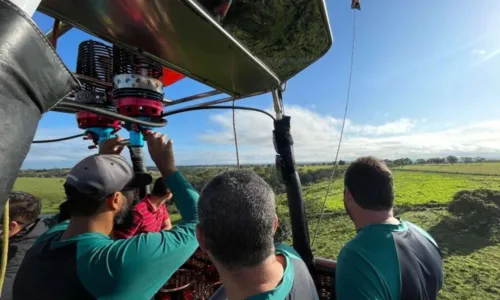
<box><xmin>299</xmin><ymin>171</ymin><xmax>500</xmax><ymax>211</ymax></box>
<box><xmin>12</xmin><ymin>162</ymin><xmax>500</xmax><ymax>299</ymax></box>
<box><xmin>393</xmin><ymin>162</ymin><xmax>500</xmax><ymax>175</ymax></box>
<box><xmin>17</xmin><ymin>166</ymin><xmax>500</xmax><ymax>214</ymax></box>
<box><xmin>13</xmin><ymin>177</ymin><xmax>66</xmax><ymax>213</ymax></box>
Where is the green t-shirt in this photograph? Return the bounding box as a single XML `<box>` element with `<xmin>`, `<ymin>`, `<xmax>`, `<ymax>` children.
<box><xmin>335</xmin><ymin>220</ymin><xmax>443</xmax><ymax>300</ymax></box>
<box><xmin>210</xmin><ymin>244</ymin><xmax>319</xmax><ymax>300</ymax></box>
<box><xmin>13</xmin><ymin>171</ymin><xmax>199</xmax><ymax>300</ymax></box>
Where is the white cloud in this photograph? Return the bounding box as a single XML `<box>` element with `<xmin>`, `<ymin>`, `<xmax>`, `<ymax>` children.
<box><xmin>483</xmin><ymin>48</ymin><xmax>500</xmax><ymax>61</ymax></box>
<box><xmin>23</xmin><ymin>106</ymin><xmax>500</xmax><ymax>167</ymax></box>
<box><xmin>346</xmin><ymin>118</ymin><xmax>415</xmax><ymax>135</ymax></box>
<box><xmin>472</xmin><ymin>49</ymin><xmax>486</xmax><ymax>55</ymax></box>
<box><xmin>472</xmin><ymin>47</ymin><xmax>500</xmax><ymax>65</ymax></box>
<box><xmin>199</xmin><ymin>106</ymin><xmax>500</xmax><ymax>163</ymax></box>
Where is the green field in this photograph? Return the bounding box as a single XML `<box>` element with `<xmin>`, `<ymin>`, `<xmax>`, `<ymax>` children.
<box><xmin>307</xmin><ymin>171</ymin><xmax>500</xmax><ymax>210</ymax></box>
<box><xmin>393</xmin><ymin>162</ymin><xmax>500</xmax><ymax>175</ymax></box>
<box><xmin>18</xmin><ymin>170</ymin><xmax>500</xmax><ymax>214</ymax></box>
<box><xmin>13</xmin><ymin>177</ymin><xmax>66</xmax><ymax>213</ymax></box>
<box><xmin>12</xmin><ymin>162</ymin><xmax>500</xmax><ymax>299</ymax></box>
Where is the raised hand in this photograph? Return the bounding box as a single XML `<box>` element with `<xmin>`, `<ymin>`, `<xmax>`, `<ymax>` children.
<box><xmin>98</xmin><ymin>135</ymin><xmax>125</xmax><ymax>155</ymax></box>
<box><xmin>145</xmin><ymin>132</ymin><xmax>176</xmax><ymax>177</ymax></box>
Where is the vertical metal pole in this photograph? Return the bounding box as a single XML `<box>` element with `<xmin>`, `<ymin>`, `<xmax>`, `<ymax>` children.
<box><xmin>271</xmin><ymin>88</ymin><xmax>313</xmax><ymax>266</ymax></box>
<box><xmin>7</xmin><ymin>0</ymin><xmax>41</xmax><ymax>17</ymax></box>
<box><xmin>128</xmin><ymin>146</ymin><xmax>151</xmax><ymax>202</ymax></box>
<box><xmin>272</xmin><ymin>89</ymin><xmax>284</xmax><ymax>120</ymax></box>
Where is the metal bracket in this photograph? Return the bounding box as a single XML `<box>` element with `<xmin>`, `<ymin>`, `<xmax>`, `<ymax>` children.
<box><xmin>272</xmin><ymin>88</ymin><xmax>285</xmax><ymax>120</ymax></box>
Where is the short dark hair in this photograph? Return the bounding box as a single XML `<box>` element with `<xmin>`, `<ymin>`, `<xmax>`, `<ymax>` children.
<box><xmin>5</xmin><ymin>191</ymin><xmax>41</xmax><ymax>225</ymax></box>
<box><xmin>151</xmin><ymin>177</ymin><xmax>171</xmax><ymax>197</ymax></box>
<box><xmin>64</xmin><ymin>184</ymin><xmax>105</xmax><ymax>217</ymax></box>
<box><xmin>198</xmin><ymin>170</ymin><xmax>276</xmax><ymax>270</ymax></box>
<box><xmin>344</xmin><ymin>156</ymin><xmax>394</xmax><ymax>210</ymax></box>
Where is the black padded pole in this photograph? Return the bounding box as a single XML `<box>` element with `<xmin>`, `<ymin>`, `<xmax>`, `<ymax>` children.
<box><xmin>0</xmin><ymin>0</ymin><xmax>79</xmax><ymax>217</ymax></box>
<box><xmin>273</xmin><ymin>116</ymin><xmax>313</xmax><ymax>267</ymax></box>
<box><xmin>128</xmin><ymin>146</ymin><xmax>150</xmax><ymax>201</ymax></box>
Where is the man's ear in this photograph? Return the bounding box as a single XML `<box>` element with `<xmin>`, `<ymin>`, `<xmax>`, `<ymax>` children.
<box><xmin>106</xmin><ymin>192</ymin><xmax>121</xmax><ymax>211</ymax></box>
<box><xmin>9</xmin><ymin>220</ymin><xmax>18</xmax><ymax>232</ymax></box>
<box><xmin>166</xmin><ymin>192</ymin><xmax>173</xmax><ymax>201</ymax></box>
<box><xmin>8</xmin><ymin>220</ymin><xmax>21</xmax><ymax>238</ymax></box>
<box><xmin>196</xmin><ymin>224</ymin><xmax>207</xmax><ymax>252</ymax></box>
<box><xmin>273</xmin><ymin>215</ymin><xmax>279</xmax><ymax>234</ymax></box>
<box><xmin>344</xmin><ymin>187</ymin><xmax>353</xmax><ymax>203</ymax></box>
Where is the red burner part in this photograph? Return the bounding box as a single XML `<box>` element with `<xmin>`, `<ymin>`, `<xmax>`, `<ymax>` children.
<box><xmin>115</xmin><ymin>96</ymin><xmax>164</xmax><ymax>117</ymax></box>
<box><xmin>161</xmin><ymin>68</ymin><xmax>185</xmax><ymax>86</ymax></box>
<box><xmin>76</xmin><ymin>111</ymin><xmax>121</xmax><ymax>129</ymax></box>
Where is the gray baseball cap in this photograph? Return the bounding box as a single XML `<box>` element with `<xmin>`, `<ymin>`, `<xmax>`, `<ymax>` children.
<box><xmin>64</xmin><ymin>154</ymin><xmax>152</xmax><ymax>199</ymax></box>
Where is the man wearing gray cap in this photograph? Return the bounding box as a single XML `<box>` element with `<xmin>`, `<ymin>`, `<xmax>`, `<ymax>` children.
<box><xmin>13</xmin><ymin>133</ymin><xmax>199</xmax><ymax>300</ymax></box>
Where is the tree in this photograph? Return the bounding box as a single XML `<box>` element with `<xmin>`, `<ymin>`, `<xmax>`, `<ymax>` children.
<box><xmin>446</xmin><ymin>155</ymin><xmax>459</xmax><ymax>164</ymax></box>
<box><xmin>384</xmin><ymin>159</ymin><xmax>392</xmax><ymax>165</ymax></box>
<box><xmin>273</xmin><ymin>217</ymin><xmax>291</xmax><ymax>244</ymax></box>
<box><xmin>403</xmin><ymin>157</ymin><xmax>413</xmax><ymax>165</ymax></box>
<box><xmin>461</xmin><ymin>157</ymin><xmax>473</xmax><ymax>164</ymax></box>
<box><xmin>416</xmin><ymin>159</ymin><xmax>426</xmax><ymax>164</ymax></box>
<box><xmin>427</xmin><ymin>157</ymin><xmax>445</xmax><ymax>164</ymax></box>
<box><xmin>338</xmin><ymin>160</ymin><xmax>346</xmax><ymax>165</ymax></box>
<box><xmin>300</xmin><ymin>172</ymin><xmax>314</xmax><ymax>185</ymax></box>
<box><xmin>393</xmin><ymin>158</ymin><xmax>412</xmax><ymax>167</ymax></box>
<box><xmin>475</xmin><ymin>156</ymin><xmax>486</xmax><ymax>163</ymax></box>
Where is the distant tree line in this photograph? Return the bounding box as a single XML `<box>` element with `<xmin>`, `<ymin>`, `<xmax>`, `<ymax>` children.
<box><xmin>385</xmin><ymin>156</ymin><xmax>487</xmax><ymax>167</ymax></box>
<box><xmin>18</xmin><ymin>155</ymin><xmax>489</xmax><ymax>185</ymax></box>
<box><xmin>19</xmin><ymin>168</ymin><xmax>71</xmax><ymax>178</ymax></box>
<box><xmin>177</xmin><ymin>165</ymin><xmax>343</xmax><ymax>194</ymax></box>
<box><xmin>19</xmin><ymin>164</ymin><xmax>344</xmax><ymax>194</ymax></box>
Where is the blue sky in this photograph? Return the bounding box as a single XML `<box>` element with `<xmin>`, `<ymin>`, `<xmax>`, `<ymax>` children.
<box><xmin>25</xmin><ymin>1</ymin><xmax>500</xmax><ymax>169</ymax></box>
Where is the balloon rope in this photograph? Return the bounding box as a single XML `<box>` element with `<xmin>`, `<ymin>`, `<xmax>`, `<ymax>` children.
<box><xmin>311</xmin><ymin>11</ymin><xmax>357</xmax><ymax>247</ymax></box>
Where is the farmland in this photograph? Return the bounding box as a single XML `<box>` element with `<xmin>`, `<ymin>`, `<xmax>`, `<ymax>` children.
<box><xmin>393</xmin><ymin>162</ymin><xmax>500</xmax><ymax>175</ymax></box>
<box><xmin>12</xmin><ymin>162</ymin><xmax>500</xmax><ymax>299</ymax></box>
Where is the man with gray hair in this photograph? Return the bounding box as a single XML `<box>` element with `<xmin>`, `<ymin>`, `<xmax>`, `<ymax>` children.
<box><xmin>197</xmin><ymin>170</ymin><xmax>318</xmax><ymax>300</ymax></box>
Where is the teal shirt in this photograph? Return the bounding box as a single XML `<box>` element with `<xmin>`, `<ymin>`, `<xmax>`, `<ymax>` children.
<box><xmin>249</xmin><ymin>244</ymin><xmax>300</xmax><ymax>300</ymax></box>
<box><xmin>335</xmin><ymin>220</ymin><xmax>443</xmax><ymax>300</ymax></box>
<box><xmin>33</xmin><ymin>171</ymin><xmax>199</xmax><ymax>300</ymax></box>
<box><xmin>210</xmin><ymin>244</ymin><xmax>319</xmax><ymax>300</ymax></box>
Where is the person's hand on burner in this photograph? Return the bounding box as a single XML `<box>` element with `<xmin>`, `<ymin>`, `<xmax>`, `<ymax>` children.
<box><xmin>145</xmin><ymin>132</ymin><xmax>177</xmax><ymax>178</ymax></box>
<box><xmin>98</xmin><ymin>135</ymin><xmax>126</xmax><ymax>155</ymax></box>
